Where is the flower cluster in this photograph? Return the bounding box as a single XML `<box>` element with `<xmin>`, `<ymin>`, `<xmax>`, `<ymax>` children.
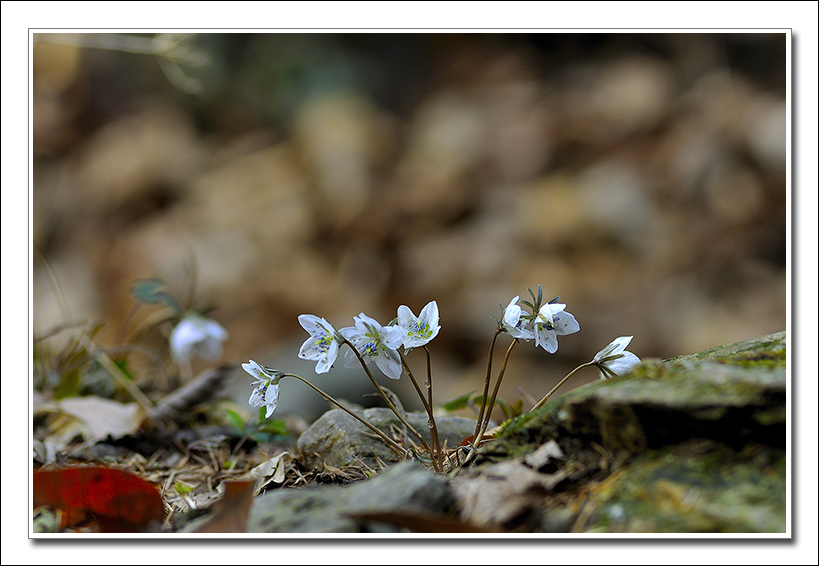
<box><xmin>500</xmin><ymin>295</ymin><xmax>579</xmax><ymax>353</ymax></box>
<box><xmin>296</xmin><ymin>300</ymin><xmax>440</xmax><ymax>380</ymax></box>
<box><xmin>240</xmin><ymin>285</ymin><xmax>641</xmax><ymax>478</ymax></box>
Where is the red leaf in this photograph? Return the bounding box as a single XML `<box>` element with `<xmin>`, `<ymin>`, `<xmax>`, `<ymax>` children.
<box><xmin>33</xmin><ymin>467</ymin><xmax>165</xmax><ymax>532</ymax></box>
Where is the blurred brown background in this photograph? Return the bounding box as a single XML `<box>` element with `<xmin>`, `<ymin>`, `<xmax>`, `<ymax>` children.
<box><xmin>32</xmin><ymin>32</ymin><xmax>787</xmax><ymax>419</ymax></box>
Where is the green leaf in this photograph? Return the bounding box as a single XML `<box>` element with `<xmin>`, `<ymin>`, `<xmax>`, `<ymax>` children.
<box><xmin>510</xmin><ymin>398</ymin><xmax>523</xmax><ymax>418</ymax></box>
<box><xmin>224</xmin><ymin>409</ymin><xmax>247</xmax><ymax>433</ymax></box>
<box><xmin>131</xmin><ymin>279</ymin><xmax>182</xmax><ymax>313</ymax></box>
<box><xmin>440</xmin><ymin>391</ymin><xmax>476</xmax><ymax>412</ymax></box>
<box><xmin>54</xmin><ymin>366</ymin><xmax>83</xmax><ymax>399</ymax></box>
<box><xmin>173</xmin><ymin>481</ymin><xmax>194</xmax><ymax>495</ymax></box>
<box><xmin>497</xmin><ymin>398</ymin><xmax>511</xmax><ymax>420</ymax></box>
<box><xmin>259</xmin><ymin>418</ymin><xmax>288</xmax><ymax>436</ymax></box>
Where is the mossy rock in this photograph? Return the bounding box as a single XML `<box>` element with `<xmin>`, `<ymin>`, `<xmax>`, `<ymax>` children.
<box><xmin>480</xmin><ymin>331</ymin><xmax>787</xmax><ymax>533</ymax></box>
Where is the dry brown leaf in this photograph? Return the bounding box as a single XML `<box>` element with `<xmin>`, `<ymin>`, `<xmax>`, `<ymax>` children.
<box><xmin>192</xmin><ymin>480</ymin><xmax>255</xmax><ymax>533</ymax></box>
<box><xmin>235</xmin><ymin>452</ymin><xmax>294</xmax><ymax>495</ymax></box>
<box><xmin>524</xmin><ymin>439</ymin><xmax>564</xmax><ymax>470</ymax></box>
<box><xmin>452</xmin><ymin>459</ymin><xmax>567</xmax><ymax>528</ymax></box>
<box><xmin>37</xmin><ymin>396</ymin><xmax>145</xmax><ymax>448</ymax></box>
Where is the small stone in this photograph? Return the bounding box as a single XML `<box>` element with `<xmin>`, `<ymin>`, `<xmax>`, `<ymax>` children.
<box><xmin>297</xmin><ymin>407</ymin><xmax>478</xmax><ymax>470</ymax></box>
<box><xmin>245</xmin><ymin>461</ymin><xmax>455</xmax><ymax>533</ymax></box>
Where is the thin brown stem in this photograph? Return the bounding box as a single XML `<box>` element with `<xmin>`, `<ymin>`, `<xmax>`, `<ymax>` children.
<box><xmin>473</xmin><ymin>328</ymin><xmax>502</xmax><ymax>439</ymax></box>
<box><xmin>284</xmin><ymin>373</ymin><xmax>408</xmax><ymax>458</ymax></box>
<box><xmin>529</xmin><ymin>361</ymin><xmax>595</xmax><ymax>412</ymax></box>
<box><xmin>423</xmin><ymin>346</ymin><xmax>443</xmax><ymax>471</ymax></box>
<box><xmin>341</xmin><ymin>338</ymin><xmax>432</xmax><ymax>454</ymax></box>
<box><xmin>399</xmin><ymin>351</ymin><xmax>441</xmax><ymax>472</ymax></box>
<box><xmin>474</xmin><ymin>338</ymin><xmax>518</xmax><ymax>449</ymax></box>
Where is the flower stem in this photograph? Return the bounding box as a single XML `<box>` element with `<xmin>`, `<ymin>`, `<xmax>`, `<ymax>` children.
<box><xmin>424</xmin><ymin>346</ymin><xmax>443</xmax><ymax>471</ymax></box>
<box><xmin>283</xmin><ymin>373</ymin><xmax>409</xmax><ymax>458</ymax></box>
<box><xmin>528</xmin><ymin>361</ymin><xmax>595</xmax><ymax>412</ymax></box>
<box><xmin>341</xmin><ymin>338</ymin><xmax>432</xmax><ymax>455</ymax></box>
<box><xmin>399</xmin><ymin>352</ymin><xmax>441</xmax><ymax>472</ymax></box>
<box><xmin>473</xmin><ymin>338</ymin><xmax>518</xmax><ymax>449</ymax></box>
<box><xmin>473</xmin><ymin>328</ymin><xmax>501</xmax><ymax>440</ymax></box>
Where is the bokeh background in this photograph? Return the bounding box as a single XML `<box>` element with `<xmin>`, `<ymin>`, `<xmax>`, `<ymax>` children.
<box><xmin>32</xmin><ymin>32</ymin><xmax>787</xmax><ymax>420</ymax></box>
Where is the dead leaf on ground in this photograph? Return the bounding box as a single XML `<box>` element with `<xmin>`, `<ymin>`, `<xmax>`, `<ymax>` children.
<box><xmin>452</xmin><ymin>459</ymin><xmax>568</xmax><ymax>529</ymax></box>
<box><xmin>192</xmin><ymin>480</ymin><xmax>255</xmax><ymax>533</ymax></box>
<box><xmin>33</xmin><ymin>466</ymin><xmax>165</xmax><ymax>532</ymax></box>
<box><xmin>235</xmin><ymin>452</ymin><xmax>294</xmax><ymax>495</ymax></box>
<box><xmin>524</xmin><ymin>439</ymin><xmax>565</xmax><ymax>470</ymax></box>
<box><xmin>35</xmin><ymin>396</ymin><xmax>145</xmax><ymax>448</ymax></box>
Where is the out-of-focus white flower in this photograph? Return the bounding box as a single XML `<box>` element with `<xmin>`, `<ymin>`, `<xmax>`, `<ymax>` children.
<box><xmin>533</xmin><ymin>302</ymin><xmax>579</xmax><ymax>353</ymax></box>
<box><xmin>501</xmin><ymin>296</ymin><xmax>535</xmax><ymax>340</ymax></box>
<box><xmin>397</xmin><ymin>301</ymin><xmax>441</xmax><ymax>349</ymax></box>
<box><xmin>593</xmin><ymin>336</ymin><xmax>641</xmax><ymax>380</ymax></box>
<box><xmin>340</xmin><ymin>313</ymin><xmax>404</xmax><ymax>380</ymax></box>
<box><xmin>297</xmin><ymin>314</ymin><xmax>341</xmax><ymax>374</ymax></box>
<box><xmin>242</xmin><ymin>360</ymin><xmax>282</xmax><ymax>418</ymax></box>
<box><xmin>169</xmin><ymin>313</ymin><xmax>228</xmax><ymax>365</ymax></box>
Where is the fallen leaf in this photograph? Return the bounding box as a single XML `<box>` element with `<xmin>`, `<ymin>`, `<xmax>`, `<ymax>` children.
<box><xmin>192</xmin><ymin>481</ymin><xmax>255</xmax><ymax>533</ymax></box>
<box><xmin>524</xmin><ymin>439</ymin><xmax>565</xmax><ymax>470</ymax></box>
<box><xmin>33</xmin><ymin>466</ymin><xmax>165</xmax><ymax>532</ymax></box>
<box><xmin>452</xmin><ymin>459</ymin><xmax>567</xmax><ymax>529</ymax></box>
<box><xmin>236</xmin><ymin>452</ymin><xmax>294</xmax><ymax>495</ymax></box>
<box><xmin>36</xmin><ymin>396</ymin><xmax>144</xmax><ymax>448</ymax></box>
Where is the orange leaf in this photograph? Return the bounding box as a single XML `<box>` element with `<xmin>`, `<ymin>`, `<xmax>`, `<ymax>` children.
<box><xmin>33</xmin><ymin>467</ymin><xmax>165</xmax><ymax>532</ymax></box>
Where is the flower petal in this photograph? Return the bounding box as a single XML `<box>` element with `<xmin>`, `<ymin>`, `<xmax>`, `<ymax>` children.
<box><xmin>242</xmin><ymin>360</ymin><xmax>268</xmax><ymax>382</ymax></box>
<box><xmin>605</xmin><ymin>351</ymin><xmax>641</xmax><ymax>376</ymax></box>
<box><xmin>535</xmin><ymin>326</ymin><xmax>558</xmax><ymax>353</ymax></box>
<box><xmin>374</xmin><ymin>346</ymin><xmax>403</xmax><ymax>380</ymax></box>
<box><xmin>553</xmin><ymin>311</ymin><xmax>580</xmax><ymax>336</ymax></box>
<box><xmin>396</xmin><ymin>305</ymin><xmax>416</xmax><ymax>328</ymax></box>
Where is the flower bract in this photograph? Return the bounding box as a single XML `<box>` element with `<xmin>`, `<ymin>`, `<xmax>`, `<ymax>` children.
<box><xmin>501</xmin><ymin>296</ymin><xmax>535</xmax><ymax>340</ymax></box>
<box><xmin>533</xmin><ymin>302</ymin><xmax>579</xmax><ymax>353</ymax></box>
<box><xmin>169</xmin><ymin>313</ymin><xmax>228</xmax><ymax>365</ymax></box>
<box><xmin>397</xmin><ymin>301</ymin><xmax>441</xmax><ymax>349</ymax></box>
<box><xmin>242</xmin><ymin>359</ymin><xmax>282</xmax><ymax>418</ymax></box>
<box><xmin>593</xmin><ymin>336</ymin><xmax>641</xmax><ymax>380</ymax></box>
<box><xmin>340</xmin><ymin>313</ymin><xmax>404</xmax><ymax>380</ymax></box>
<box><xmin>297</xmin><ymin>314</ymin><xmax>340</xmax><ymax>374</ymax></box>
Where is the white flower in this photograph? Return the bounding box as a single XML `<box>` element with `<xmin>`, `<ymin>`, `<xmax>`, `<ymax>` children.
<box><xmin>397</xmin><ymin>300</ymin><xmax>441</xmax><ymax>349</ymax></box>
<box><xmin>242</xmin><ymin>360</ymin><xmax>281</xmax><ymax>418</ymax></box>
<box><xmin>593</xmin><ymin>336</ymin><xmax>641</xmax><ymax>380</ymax></box>
<box><xmin>501</xmin><ymin>296</ymin><xmax>535</xmax><ymax>340</ymax></box>
<box><xmin>340</xmin><ymin>313</ymin><xmax>404</xmax><ymax>380</ymax></box>
<box><xmin>297</xmin><ymin>314</ymin><xmax>340</xmax><ymax>374</ymax></box>
<box><xmin>169</xmin><ymin>313</ymin><xmax>228</xmax><ymax>365</ymax></box>
<box><xmin>533</xmin><ymin>302</ymin><xmax>579</xmax><ymax>353</ymax></box>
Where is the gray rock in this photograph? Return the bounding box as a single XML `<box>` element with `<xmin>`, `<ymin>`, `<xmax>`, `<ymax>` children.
<box><xmin>487</xmin><ymin>331</ymin><xmax>787</xmax><ymax>533</ymax></box>
<box><xmin>246</xmin><ymin>461</ymin><xmax>456</xmax><ymax>533</ymax></box>
<box><xmin>297</xmin><ymin>407</ymin><xmax>479</xmax><ymax>470</ymax></box>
